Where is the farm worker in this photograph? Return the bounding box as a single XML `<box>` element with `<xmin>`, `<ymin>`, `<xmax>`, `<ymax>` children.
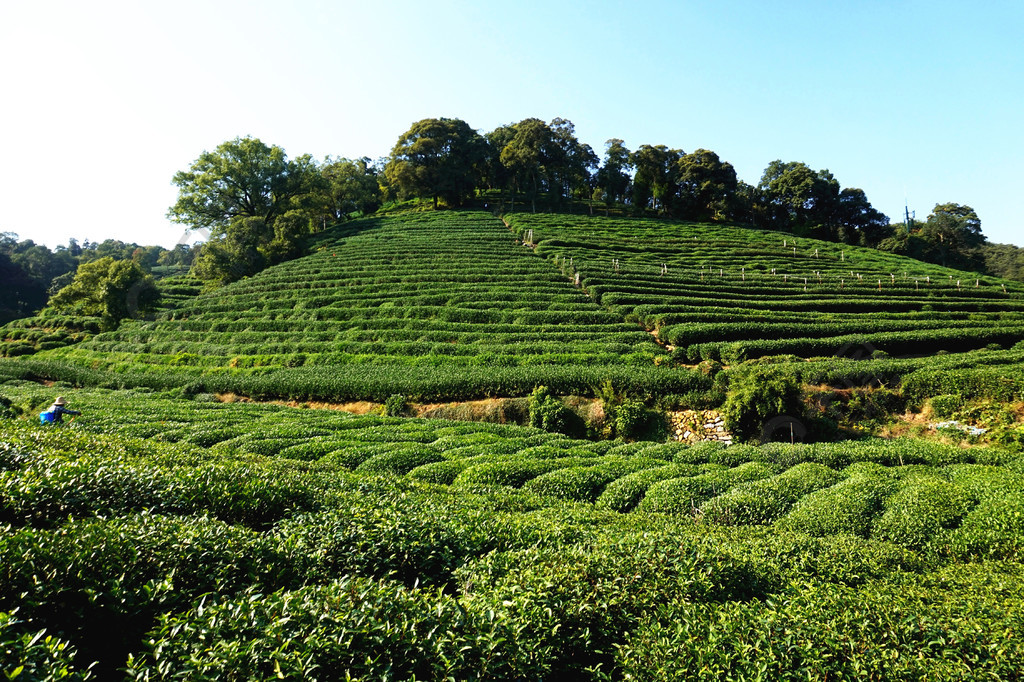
<box><xmin>39</xmin><ymin>396</ymin><xmax>81</xmax><ymax>424</ymax></box>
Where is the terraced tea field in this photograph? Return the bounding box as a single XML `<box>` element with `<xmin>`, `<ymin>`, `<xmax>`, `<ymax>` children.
<box><xmin>8</xmin><ymin>210</ymin><xmax>1024</xmax><ymax>407</ymax></box>
<box><xmin>15</xmin><ymin>212</ymin><xmax>717</xmax><ymax>401</ymax></box>
<box><xmin>2</xmin><ymin>384</ymin><xmax>1023</xmax><ymax>679</ymax></box>
<box><xmin>69</xmin><ymin>213</ymin><xmax>662</xmax><ymax>365</ymax></box>
<box><xmin>509</xmin><ymin>213</ymin><xmax>1024</xmax><ymax>363</ymax></box>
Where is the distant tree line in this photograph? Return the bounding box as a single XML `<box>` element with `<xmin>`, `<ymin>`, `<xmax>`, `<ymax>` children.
<box><xmin>0</xmin><ymin>234</ymin><xmax>198</xmax><ymax>325</ymax></box>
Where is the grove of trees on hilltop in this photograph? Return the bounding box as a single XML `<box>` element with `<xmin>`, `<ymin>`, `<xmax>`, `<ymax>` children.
<box><xmin>161</xmin><ymin>116</ymin><xmax>1012</xmax><ymax>288</ymax></box>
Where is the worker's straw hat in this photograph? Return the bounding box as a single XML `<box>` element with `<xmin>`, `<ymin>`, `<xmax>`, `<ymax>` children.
<box><xmin>53</xmin><ymin>397</ymin><xmax>67</xmax><ymax>406</ymax></box>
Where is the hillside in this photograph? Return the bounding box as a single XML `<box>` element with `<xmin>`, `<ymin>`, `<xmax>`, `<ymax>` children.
<box><xmin>7</xmin><ymin>209</ymin><xmax>1023</xmax><ymax>410</ymax></box>
<box><xmin>4</xmin><ymin>210</ymin><xmax>1024</xmax><ymax>678</ymax></box>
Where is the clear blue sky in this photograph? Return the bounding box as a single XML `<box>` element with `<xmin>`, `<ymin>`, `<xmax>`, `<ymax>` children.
<box><xmin>2</xmin><ymin>0</ymin><xmax>1021</xmax><ymax>249</ymax></box>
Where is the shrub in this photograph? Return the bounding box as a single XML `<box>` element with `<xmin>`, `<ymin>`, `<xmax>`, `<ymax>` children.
<box><xmin>354</xmin><ymin>445</ymin><xmax>444</xmax><ymax>476</ymax></box>
<box><xmin>0</xmin><ymin>514</ymin><xmax>290</xmax><ymax>677</ymax></box>
<box><xmin>940</xmin><ymin>493</ymin><xmax>1024</xmax><ymax>559</ymax></box>
<box><xmin>614</xmin><ymin>398</ymin><xmax>666</xmax><ymax>441</ymax></box>
<box><xmin>872</xmin><ymin>477</ymin><xmax>972</xmax><ymax>550</ymax></box>
<box><xmin>721</xmin><ymin>366</ymin><xmax>803</xmax><ymax>443</ymax></box>
<box><xmin>452</xmin><ymin>458</ymin><xmax>566</xmax><ymax>489</ymax></box>
<box><xmin>699</xmin><ymin>462</ymin><xmax>843</xmax><ymax>526</ymax></box>
<box><xmin>614</xmin><ymin>566</ymin><xmax>1024</xmax><ymax>680</ymax></box>
<box><xmin>527</xmin><ymin>385</ymin><xmax>578</xmax><ymax>436</ymax></box>
<box><xmin>928</xmin><ymin>393</ymin><xmax>964</xmax><ymax>418</ymax></box>
<box><xmin>127</xmin><ymin>577</ymin><xmax>538</xmax><ymax>681</ymax></box>
<box><xmin>638</xmin><ymin>462</ymin><xmax>776</xmax><ymax>515</ymax></box>
<box><xmin>383</xmin><ymin>393</ymin><xmax>406</xmax><ymax>417</ymax></box>
<box><xmin>776</xmin><ymin>465</ymin><xmax>897</xmax><ymax>537</ymax></box>
<box><xmin>406</xmin><ymin>458</ymin><xmax>474</xmax><ymax>485</ymax></box>
<box><xmin>597</xmin><ymin>463</ymin><xmax>713</xmax><ymax>513</ymax></box>
<box><xmin>0</xmin><ymin>610</ymin><xmax>92</xmax><ymax>681</ymax></box>
<box><xmin>456</xmin><ymin>534</ymin><xmax>778</xmax><ymax>679</ymax></box>
<box><xmin>275</xmin><ymin>498</ymin><xmax>489</xmax><ymax>588</ymax></box>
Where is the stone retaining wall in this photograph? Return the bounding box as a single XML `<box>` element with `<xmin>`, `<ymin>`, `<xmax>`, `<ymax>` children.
<box><xmin>667</xmin><ymin>410</ymin><xmax>733</xmax><ymax>445</ymax></box>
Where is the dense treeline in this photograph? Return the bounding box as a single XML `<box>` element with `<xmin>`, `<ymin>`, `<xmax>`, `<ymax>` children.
<box><xmin>0</xmin><ymin>234</ymin><xmax>198</xmax><ymax>324</ymax></box>
<box><xmin>169</xmin><ymin>117</ymin><xmax>1011</xmax><ymax>287</ymax></box>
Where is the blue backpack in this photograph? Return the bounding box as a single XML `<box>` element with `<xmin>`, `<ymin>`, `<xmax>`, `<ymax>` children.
<box><xmin>39</xmin><ymin>410</ymin><xmax>57</xmax><ymax>424</ymax></box>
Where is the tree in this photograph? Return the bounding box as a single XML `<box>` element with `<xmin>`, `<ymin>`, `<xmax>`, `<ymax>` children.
<box><xmin>499</xmin><ymin>118</ymin><xmax>559</xmax><ymax>213</ymax></box>
<box><xmin>484</xmin><ymin>123</ymin><xmax>519</xmax><ymax>206</ymax></box>
<box><xmin>549</xmin><ymin>118</ymin><xmax>598</xmax><ymax>209</ymax></box>
<box><xmin>630</xmin><ymin>145</ymin><xmax>681</xmax><ymax>216</ymax></box>
<box><xmin>0</xmin><ymin>252</ymin><xmax>46</xmax><ymax>324</ymax></box>
<box><xmin>757</xmin><ymin>160</ymin><xmax>840</xmax><ymax>237</ymax></box>
<box><xmin>191</xmin><ymin>211</ymin><xmax>312</xmax><ymax>285</ymax></box>
<box><xmin>919</xmin><ymin>203</ymin><xmax>985</xmax><ymax>268</ymax></box>
<box><xmin>675</xmin><ymin>149</ymin><xmax>738</xmax><ymax>221</ymax></box>
<box><xmin>595</xmin><ymin>139</ymin><xmax>632</xmax><ymax>214</ymax></box>
<box><xmin>168</xmin><ymin>137</ymin><xmax>320</xmax><ymax>234</ymax></box>
<box><xmin>49</xmin><ymin>257</ymin><xmax>158</xmax><ymax>327</ymax></box>
<box><xmin>383</xmin><ymin>118</ymin><xmax>487</xmax><ymax>208</ymax></box>
<box><xmin>835</xmin><ymin>188</ymin><xmax>889</xmax><ymax>246</ymax></box>
<box><xmin>318</xmin><ymin>157</ymin><xmax>381</xmax><ymax>221</ymax></box>
<box><xmin>980</xmin><ymin>242</ymin><xmax>1024</xmax><ymax>282</ymax></box>
<box><xmin>8</xmin><ymin>240</ymin><xmax>76</xmax><ymax>289</ymax></box>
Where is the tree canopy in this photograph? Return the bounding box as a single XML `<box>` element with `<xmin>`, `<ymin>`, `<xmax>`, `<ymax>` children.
<box><xmin>168</xmin><ymin>137</ymin><xmax>321</xmax><ymax>234</ymax></box>
<box><xmin>383</xmin><ymin>118</ymin><xmax>488</xmax><ymax>209</ymax></box>
<box><xmin>317</xmin><ymin>157</ymin><xmax>382</xmax><ymax>222</ymax></box>
<box><xmin>675</xmin><ymin>149</ymin><xmax>738</xmax><ymax>221</ymax></box>
<box><xmin>919</xmin><ymin>203</ymin><xmax>985</xmax><ymax>268</ymax></box>
<box><xmin>49</xmin><ymin>257</ymin><xmax>158</xmax><ymax>327</ymax></box>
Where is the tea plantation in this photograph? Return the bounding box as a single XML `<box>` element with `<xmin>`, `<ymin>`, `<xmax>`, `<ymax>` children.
<box><xmin>7</xmin><ymin>210</ymin><xmax>1024</xmax><ymax>405</ymax></box>
<box><xmin>1</xmin><ymin>384</ymin><xmax>1023</xmax><ymax>679</ymax></box>
<box><xmin>3</xmin><ymin>210</ymin><xmax>1024</xmax><ymax>679</ymax></box>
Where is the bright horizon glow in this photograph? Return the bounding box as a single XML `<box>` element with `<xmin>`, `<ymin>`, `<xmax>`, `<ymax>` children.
<box><xmin>2</xmin><ymin>0</ymin><xmax>1021</xmax><ymax>250</ymax></box>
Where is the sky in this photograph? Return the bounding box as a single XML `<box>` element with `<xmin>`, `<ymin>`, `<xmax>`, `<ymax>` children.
<box><xmin>2</xmin><ymin>0</ymin><xmax>1022</xmax><ymax>250</ymax></box>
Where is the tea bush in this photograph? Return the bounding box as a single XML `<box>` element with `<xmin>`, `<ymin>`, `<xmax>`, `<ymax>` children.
<box><xmin>638</xmin><ymin>461</ymin><xmax>777</xmax><ymax>515</ymax></box>
<box><xmin>699</xmin><ymin>462</ymin><xmax>843</xmax><ymax>526</ymax></box>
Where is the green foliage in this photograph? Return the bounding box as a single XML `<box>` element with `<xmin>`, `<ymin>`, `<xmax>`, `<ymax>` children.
<box><xmin>638</xmin><ymin>462</ymin><xmax>776</xmax><ymax>515</ymax></box>
<box><xmin>0</xmin><ymin>395</ymin><xmax>19</xmax><ymax>419</ymax></box>
<box><xmin>127</xmin><ymin>576</ymin><xmax>534</xmax><ymax>681</ymax></box>
<box><xmin>48</xmin><ymin>257</ymin><xmax>158</xmax><ymax>327</ymax></box>
<box><xmin>0</xmin><ymin>610</ymin><xmax>91</xmax><ymax>681</ymax></box>
<box><xmin>456</xmin><ymin>534</ymin><xmax>777</xmax><ymax>678</ymax></box>
<box><xmin>317</xmin><ymin>156</ymin><xmax>381</xmax><ymax>220</ymax></box>
<box><xmin>0</xmin><ymin>386</ymin><xmax>1023</xmax><ymax>677</ymax></box>
<box><xmin>191</xmin><ymin>212</ymin><xmax>313</xmax><ymax>285</ymax></box>
<box><xmin>699</xmin><ymin>462</ymin><xmax>843</xmax><ymax>526</ymax></box>
<box><xmin>383</xmin><ymin>393</ymin><xmax>406</xmax><ymax>417</ymax></box>
<box><xmin>614</xmin><ymin>563</ymin><xmax>1024</xmax><ymax>680</ymax></box>
<box><xmin>384</xmin><ymin>118</ymin><xmax>488</xmax><ymax>208</ymax></box>
<box><xmin>872</xmin><ymin>476</ymin><xmax>972</xmax><ymax>550</ymax></box>
<box><xmin>168</xmin><ymin>136</ymin><xmax>320</xmax><ymax>233</ymax></box>
<box><xmin>597</xmin><ymin>463</ymin><xmax>710</xmax><ymax>512</ymax></box>
<box><xmin>722</xmin><ymin>366</ymin><xmax>803</xmax><ymax>442</ymax></box>
<box><xmin>354</xmin><ymin>444</ymin><xmax>444</xmax><ymax>476</ymax></box>
<box><xmin>613</xmin><ymin>398</ymin><xmax>644</xmax><ymax>437</ymax></box>
<box><xmin>1</xmin><ymin>514</ymin><xmax>290</xmax><ymax>677</ymax></box>
<box><xmin>941</xmin><ymin>493</ymin><xmax>1024</xmax><ymax>560</ymax></box>
<box><xmin>528</xmin><ymin>385</ymin><xmax>577</xmax><ymax>435</ymax></box>
<box><xmin>776</xmin><ymin>464</ymin><xmax>897</xmax><ymax>537</ymax></box>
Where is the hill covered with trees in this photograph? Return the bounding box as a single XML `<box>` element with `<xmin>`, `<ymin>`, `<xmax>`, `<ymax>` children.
<box><xmin>162</xmin><ymin>117</ymin><xmax>1011</xmax><ymax>288</ymax></box>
